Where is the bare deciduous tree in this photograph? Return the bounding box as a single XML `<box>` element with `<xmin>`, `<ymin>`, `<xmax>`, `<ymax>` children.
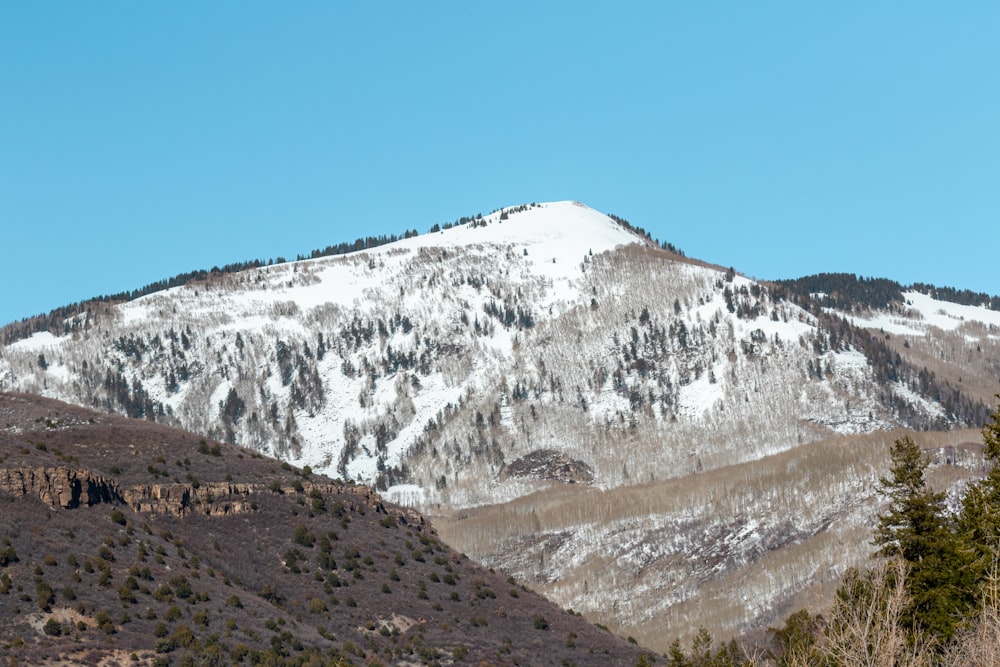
<box><xmin>821</xmin><ymin>557</ymin><xmax>932</xmax><ymax>667</ymax></box>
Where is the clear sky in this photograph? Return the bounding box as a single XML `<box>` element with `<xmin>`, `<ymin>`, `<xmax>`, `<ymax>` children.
<box><xmin>2</xmin><ymin>3</ymin><xmax>998</xmax><ymax>327</ymax></box>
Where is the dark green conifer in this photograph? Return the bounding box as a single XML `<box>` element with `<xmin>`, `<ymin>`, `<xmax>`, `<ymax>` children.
<box><xmin>958</xmin><ymin>400</ymin><xmax>1000</xmax><ymax>595</ymax></box>
<box><xmin>666</xmin><ymin>638</ymin><xmax>689</xmax><ymax>667</ymax></box>
<box><xmin>874</xmin><ymin>435</ymin><xmax>974</xmax><ymax>641</ymax></box>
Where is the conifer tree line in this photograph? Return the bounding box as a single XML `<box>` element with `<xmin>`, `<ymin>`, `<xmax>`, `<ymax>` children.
<box><xmin>654</xmin><ymin>399</ymin><xmax>1000</xmax><ymax>666</ymax></box>
<box><xmin>909</xmin><ymin>283</ymin><xmax>1000</xmax><ymax>311</ymax></box>
<box><xmin>776</xmin><ymin>273</ymin><xmax>1000</xmax><ymax>312</ymax></box>
<box><xmin>775</xmin><ymin>273</ymin><xmax>907</xmax><ymax>312</ymax></box>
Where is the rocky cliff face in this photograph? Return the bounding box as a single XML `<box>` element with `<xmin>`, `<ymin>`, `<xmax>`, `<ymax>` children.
<box><xmin>0</xmin><ymin>465</ymin><xmax>430</xmax><ymax>529</ymax></box>
<box><xmin>122</xmin><ymin>480</ymin><xmax>257</xmax><ymax>517</ymax></box>
<box><xmin>0</xmin><ymin>466</ymin><xmax>121</xmax><ymax>509</ymax></box>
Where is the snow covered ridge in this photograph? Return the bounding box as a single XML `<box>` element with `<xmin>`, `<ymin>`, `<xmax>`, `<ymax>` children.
<box><xmin>0</xmin><ymin>201</ymin><xmax>644</xmax><ymax>343</ymax></box>
<box><xmin>380</xmin><ymin>201</ymin><xmax>646</xmax><ymax>258</ymax></box>
<box><xmin>838</xmin><ymin>290</ymin><xmax>1000</xmax><ymax>337</ymax></box>
<box><xmin>1</xmin><ymin>201</ymin><xmax>654</xmax><ymax>477</ymax></box>
<box><xmin>0</xmin><ymin>199</ymin><xmax>993</xmax><ymax>646</ymax></box>
<box><xmin>0</xmin><ymin>199</ymin><xmax>989</xmax><ymax>491</ymax></box>
<box><xmin>0</xmin><ymin>200</ymin><xmax>980</xmax><ymax>491</ymax></box>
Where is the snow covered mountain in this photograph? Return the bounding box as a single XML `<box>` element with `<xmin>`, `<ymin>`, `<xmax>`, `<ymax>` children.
<box><xmin>1</xmin><ymin>201</ymin><xmax>996</xmax><ymax>648</ymax></box>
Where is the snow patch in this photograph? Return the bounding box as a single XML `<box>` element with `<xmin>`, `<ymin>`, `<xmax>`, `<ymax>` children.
<box><xmin>893</xmin><ymin>382</ymin><xmax>946</xmax><ymax>420</ymax></box>
<box><xmin>7</xmin><ymin>331</ymin><xmax>67</xmax><ymax>352</ymax></box>
<box><xmin>677</xmin><ymin>371</ymin><xmax>724</xmax><ymax>419</ymax></box>
<box><xmin>840</xmin><ymin>291</ymin><xmax>1000</xmax><ymax>337</ymax></box>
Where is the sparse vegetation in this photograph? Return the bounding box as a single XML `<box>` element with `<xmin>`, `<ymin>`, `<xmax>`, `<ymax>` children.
<box><xmin>0</xmin><ymin>394</ymin><xmax>645</xmax><ymax>663</ymax></box>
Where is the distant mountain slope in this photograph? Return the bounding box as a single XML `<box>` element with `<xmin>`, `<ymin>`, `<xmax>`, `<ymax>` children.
<box><xmin>777</xmin><ymin>273</ymin><xmax>1000</xmax><ymax>416</ymax></box>
<box><xmin>0</xmin><ymin>392</ymin><xmax>648</xmax><ymax>665</ymax></box>
<box><xmin>1</xmin><ymin>202</ymin><xmax>996</xmax><ymax>648</ymax></box>
<box><xmin>776</xmin><ymin>272</ymin><xmax>1000</xmax><ymax>312</ymax></box>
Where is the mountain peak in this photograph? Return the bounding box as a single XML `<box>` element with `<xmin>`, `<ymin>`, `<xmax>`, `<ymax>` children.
<box><xmin>372</xmin><ymin>200</ymin><xmax>646</xmax><ymax>263</ymax></box>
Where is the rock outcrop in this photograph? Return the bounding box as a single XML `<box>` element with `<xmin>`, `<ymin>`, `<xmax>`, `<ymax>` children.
<box><xmin>0</xmin><ymin>467</ymin><xmax>428</xmax><ymax>528</ymax></box>
<box><xmin>123</xmin><ymin>482</ymin><xmax>260</xmax><ymax>517</ymax></box>
<box><xmin>0</xmin><ymin>466</ymin><xmax>121</xmax><ymax>509</ymax></box>
<box><xmin>501</xmin><ymin>448</ymin><xmax>595</xmax><ymax>484</ymax></box>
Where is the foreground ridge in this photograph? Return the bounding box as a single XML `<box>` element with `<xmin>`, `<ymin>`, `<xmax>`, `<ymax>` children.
<box><xmin>0</xmin><ymin>392</ymin><xmax>649</xmax><ymax>665</ymax></box>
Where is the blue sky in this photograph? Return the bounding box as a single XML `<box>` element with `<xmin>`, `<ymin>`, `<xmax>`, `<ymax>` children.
<box><xmin>2</xmin><ymin>3</ymin><xmax>998</xmax><ymax>327</ymax></box>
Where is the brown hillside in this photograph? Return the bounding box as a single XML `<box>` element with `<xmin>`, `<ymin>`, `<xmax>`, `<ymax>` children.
<box><xmin>0</xmin><ymin>393</ymin><xmax>649</xmax><ymax>666</ymax></box>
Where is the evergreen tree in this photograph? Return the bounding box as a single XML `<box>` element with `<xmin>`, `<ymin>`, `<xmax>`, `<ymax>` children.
<box><xmin>666</xmin><ymin>638</ymin><xmax>689</xmax><ymax>667</ymax></box>
<box><xmin>689</xmin><ymin>628</ymin><xmax>713</xmax><ymax>666</ymax></box>
<box><xmin>874</xmin><ymin>435</ymin><xmax>974</xmax><ymax>641</ymax></box>
<box><xmin>958</xmin><ymin>399</ymin><xmax>1000</xmax><ymax>592</ymax></box>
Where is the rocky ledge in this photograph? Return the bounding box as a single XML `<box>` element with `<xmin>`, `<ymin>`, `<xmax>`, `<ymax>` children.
<box><xmin>0</xmin><ymin>466</ymin><xmax>121</xmax><ymax>509</ymax></box>
<box><xmin>0</xmin><ymin>466</ymin><xmax>428</xmax><ymax>528</ymax></box>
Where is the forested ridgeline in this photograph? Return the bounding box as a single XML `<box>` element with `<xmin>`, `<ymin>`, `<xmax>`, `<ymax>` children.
<box><xmin>775</xmin><ymin>273</ymin><xmax>906</xmax><ymax>311</ymax></box>
<box><xmin>910</xmin><ymin>282</ymin><xmax>1000</xmax><ymax>311</ymax></box>
<box><xmin>775</xmin><ymin>272</ymin><xmax>1000</xmax><ymax>312</ymax></box>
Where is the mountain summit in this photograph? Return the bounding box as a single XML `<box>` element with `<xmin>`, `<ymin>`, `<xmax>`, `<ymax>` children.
<box><xmin>403</xmin><ymin>201</ymin><xmax>644</xmax><ymax>256</ymax></box>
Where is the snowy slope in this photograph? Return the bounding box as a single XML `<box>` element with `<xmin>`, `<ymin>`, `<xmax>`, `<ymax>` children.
<box><xmin>2</xmin><ymin>202</ymin><xmax>647</xmax><ymax>483</ymax></box>
<box><xmin>0</xmin><ymin>199</ymin><xmax>968</xmax><ymax>504</ymax></box>
<box><xmin>837</xmin><ymin>290</ymin><xmax>1000</xmax><ymax>337</ymax></box>
<box><xmin>0</xmin><ymin>200</ymin><xmax>985</xmax><ymax>647</ymax></box>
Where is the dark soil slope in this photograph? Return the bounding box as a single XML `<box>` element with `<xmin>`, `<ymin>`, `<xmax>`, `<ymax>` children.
<box><xmin>0</xmin><ymin>392</ymin><xmax>648</xmax><ymax>666</ymax></box>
